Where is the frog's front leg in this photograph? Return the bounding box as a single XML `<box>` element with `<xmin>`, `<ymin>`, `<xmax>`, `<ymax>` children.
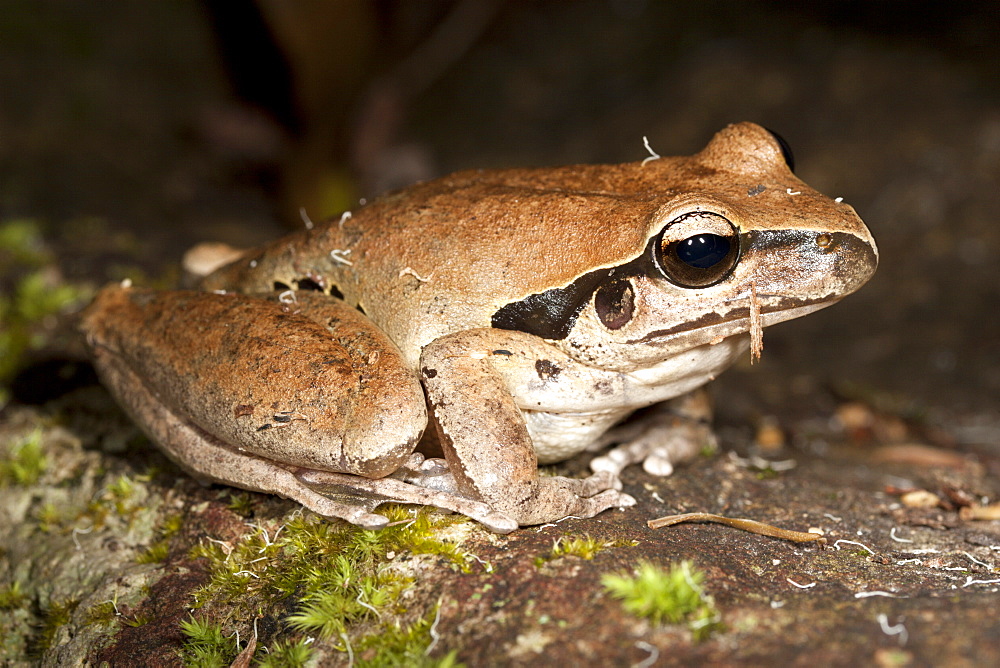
<box><xmin>419</xmin><ymin>329</ymin><xmax>636</xmax><ymax>527</ymax></box>
<box><xmin>589</xmin><ymin>389</ymin><xmax>717</xmax><ymax>477</ymax></box>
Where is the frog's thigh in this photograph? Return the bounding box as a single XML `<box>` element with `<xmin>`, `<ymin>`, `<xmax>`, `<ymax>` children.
<box><xmin>82</xmin><ymin>286</ymin><xmax>426</xmax><ymax>477</ymax></box>
<box><xmin>89</xmin><ymin>345</ymin><xmax>394</xmax><ymax>529</ymax></box>
<box><xmin>419</xmin><ymin>328</ymin><xmax>634</xmax><ymax>526</ymax></box>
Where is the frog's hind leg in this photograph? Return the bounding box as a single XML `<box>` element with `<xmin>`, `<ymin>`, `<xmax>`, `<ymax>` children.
<box><xmin>90</xmin><ymin>345</ymin><xmax>397</xmax><ymax>528</ymax></box>
<box><xmin>296</xmin><ymin>465</ymin><xmax>518</xmax><ymax>534</ymax></box>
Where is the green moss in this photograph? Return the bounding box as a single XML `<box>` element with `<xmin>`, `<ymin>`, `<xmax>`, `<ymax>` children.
<box><xmin>535</xmin><ymin>534</ymin><xmax>637</xmax><ymax>567</ymax></box>
<box><xmin>225</xmin><ymin>491</ymin><xmax>256</xmax><ymax>517</ymax></box>
<box><xmin>124</xmin><ymin>612</ymin><xmax>151</xmax><ymax>627</ymax></box>
<box><xmin>84</xmin><ymin>599</ymin><xmax>119</xmax><ymax>626</ymax></box>
<box><xmin>178</xmin><ymin>615</ymin><xmax>238</xmax><ymax>668</ymax></box>
<box><xmin>160</xmin><ymin>512</ymin><xmax>184</xmax><ymax>538</ymax></box>
<box><xmin>286</xmin><ymin>563</ymin><xmax>408</xmax><ymax>638</ymax></box>
<box><xmin>354</xmin><ymin>604</ymin><xmax>463</xmax><ymax>668</ymax></box>
<box><xmin>0</xmin><ymin>218</ymin><xmax>92</xmax><ymax>391</ymax></box>
<box><xmin>135</xmin><ymin>541</ymin><xmax>170</xmax><ymax>564</ymax></box>
<box><xmin>0</xmin><ymin>218</ymin><xmax>49</xmax><ymax>264</ymax></box>
<box><xmin>186</xmin><ymin>506</ymin><xmax>480</xmax><ymax>663</ymax></box>
<box><xmin>0</xmin><ymin>428</ymin><xmax>47</xmax><ymax>485</ymax></box>
<box><xmin>190</xmin><ymin>507</ymin><xmax>475</xmax><ymax>614</ymax></box>
<box><xmin>83</xmin><ymin>473</ymin><xmax>149</xmax><ymax>528</ymax></box>
<box><xmin>135</xmin><ymin>512</ymin><xmax>184</xmax><ymax>564</ymax></box>
<box><xmin>34</xmin><ymin>501</ymin><xmax>63</xmax><ymax>532</ymax></box>
<box><xmin>602</xmin><ymin>560</ymin><xmax>721</xmax><ymax>640</ymax></box>
<box><xmin>29</xmin><ymin>598</ymin><xmax>80</xmax><ymax>657</ymax></box>
<box><xmin>257</xmin><ymin>638</ymin><xmax>314</xmax><ymax>668</ymax></box>
<box><xmin>0</xmin><ymin>581</ymin><xmax>26</xmax><ymax>610</ymax></box>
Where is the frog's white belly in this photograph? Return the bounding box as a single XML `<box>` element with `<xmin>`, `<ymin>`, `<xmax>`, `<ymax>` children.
<box><xmin>524</xmin><ymin>409</ymin><xmax>630</xmax><ymax>464</ymax></box>
<box><xmin>522</xmin><ymin>335</ymin><xmax>748</xmax><ymax>464</ymax></box>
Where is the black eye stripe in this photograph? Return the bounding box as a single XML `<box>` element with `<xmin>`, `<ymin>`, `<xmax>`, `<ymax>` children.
<box><xmin>491</xmin><ymin>257</ymin><xmax>646</xmax><ymax>340</ymax></box>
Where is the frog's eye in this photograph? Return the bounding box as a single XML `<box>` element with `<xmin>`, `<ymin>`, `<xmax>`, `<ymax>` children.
<box><xmin>765</xmin><ymin>128</ymin><xmax>795</xmax><ymax>172</ymax></box>
<box><xmin>654</xmin><ymin>212</ymin><xmax>740</xmax><ymax>288</ymax></box>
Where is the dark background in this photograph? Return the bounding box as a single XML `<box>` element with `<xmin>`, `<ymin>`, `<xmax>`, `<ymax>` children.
<box><xmin>3</xmin><ymin>1</ymin><xmax>998</xmax><ymax>426</ymax></box>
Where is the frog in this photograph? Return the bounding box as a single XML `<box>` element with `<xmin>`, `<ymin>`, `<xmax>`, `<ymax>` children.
<box><xmin>79</xmin><ymin>122</ymin><xmax>877</xmax><ymax>534</ymax></box>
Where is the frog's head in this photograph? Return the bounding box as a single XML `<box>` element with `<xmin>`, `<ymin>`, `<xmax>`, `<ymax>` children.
<box><xmin>492</xmin><ymin>123</ymin><xmax>878</xmax><ymax>373</ymax></box>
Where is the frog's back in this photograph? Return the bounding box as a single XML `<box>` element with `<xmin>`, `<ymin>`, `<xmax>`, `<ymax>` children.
<box><xmin>200</xmin><ymin>159</ymin><xmax>691</xmax><ymax>360</ymax></box>
<box><xmin>200</xmin><ymin>123</ymin><xmax>850</xmax><ymax>364</ymax></box>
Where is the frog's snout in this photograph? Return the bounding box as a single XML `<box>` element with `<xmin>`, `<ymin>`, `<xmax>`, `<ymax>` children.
<box><xmin>822</xmin><ymin>229</ymin><xmax>878</xmax><ymax>294</ymax></box>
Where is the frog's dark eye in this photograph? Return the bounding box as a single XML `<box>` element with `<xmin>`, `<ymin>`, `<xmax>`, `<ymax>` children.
<box><xmin>766</xmin><ymin>128</ymin><xmax>795</xmax><ymax>172</ymax></box>
<box><xmin>654</xmin><ymin>212</ymin><xmax>740</xmax><ymax>288</ymax></box>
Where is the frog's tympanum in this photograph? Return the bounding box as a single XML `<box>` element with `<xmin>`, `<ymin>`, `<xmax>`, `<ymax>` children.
<box><xmin>80</xmin><ymin>123</ymin><xmax>877</xmax><ymax>533</ymax></box>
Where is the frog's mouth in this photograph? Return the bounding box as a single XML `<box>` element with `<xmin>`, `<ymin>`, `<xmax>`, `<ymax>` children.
<box><xmin>627</xmin><ymin>296</ymin><xmax>840</xmax><ymax>347</ymax></box>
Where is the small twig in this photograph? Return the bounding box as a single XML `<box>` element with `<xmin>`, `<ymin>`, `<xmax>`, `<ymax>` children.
<box><xmin>832</xmin><ymin>539</ymin><xmax>875</xmax><ymax>555</ymax></box>
<box><xmin>72</xmin><ymin>525</ymin><xmax>93</xmax><ymax>550</ymax></box>
<box><xmin>641</xmin><ymin>136</ymin><xmax>660</xmax><ymax>165</ymax></box>
<box><xmin>963</xmin><ymin>552</ymin><xmax>992</xmax><ymax>569</ymax></box>
<box><xmin>748</xmin><ymin>279</ymin><xmax>764</xmax><ymax>362</ymax></box>
<box><xmin>340</xmin><ymin>632</ymin><xmax>354</xmax><ymax>667</ymax></box>
<box><xmin>648</xmin><ymin>512</ymin><xmax>825</xmax><ymax>543</ymax></box>
<box><xmin>786</xmin><ymin>578</ymin><xmax>816</xmax><ymax>589</ymax></box>
<box><xmin>877</xmin><ymin>613</ymin><xmax>908</xmax><ymax>646</ymax></box>
<box><xmin>299</xmin><ymin>207</ymin><xmax>314</xmax><ymax>230</ymax></box>
<box><xmin>856</xmin><ymin>591</ymin><xmax>905</xmax><ymax>599</ymax></box>
<box><xmin>356</xmin><ymin>591</ymin><xmax>381</xmax><ymax>619</ymax></box>
<box><xmin>426</xmin><ymin>598</ymin><xmax>444</xmax><ymax>656</ymax></box>
<box><xmin>330</xmin><ymin>249</ymin><xmax>353</xmax><ymax>266</ymax></box>
<box><xmin>889</xmin><ymin>527</ymin><xmax>914</xmax><ymax>543</ymax></box>
<box><xmin>633</xmin><ymin>640</ymin><xmax>659</xmax><ymax>668</ymax></box>
<box><xmin>960</xmin><ymin>503</ymin><xmax>1000</xmax><ymax>521</ymax></box>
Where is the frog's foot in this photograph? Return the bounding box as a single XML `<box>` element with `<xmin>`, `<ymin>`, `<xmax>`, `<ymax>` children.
<box><xmin>389</xmin><ymin>453</ymin><xmax>463</xmax><ymax>493</ymax></box>
<box><xmin>589</xmin><ymin>391</ymin><xmax>716</xmax><ymax>477</ymax></box>
<box><xmin>296</xmin><ymin>467</ymin><xmax>518</xmax><ymax>534</ymax></box>
<box><xmin>492</xmin><ymin>471</ymin><xmax>635</xmax><ymax>527</ymax></box>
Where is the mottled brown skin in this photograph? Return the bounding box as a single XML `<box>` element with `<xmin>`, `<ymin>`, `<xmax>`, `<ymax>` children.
<box><xmin>200</xmin><ymin>122</ymin><xmax>871</xmax><ymax>365</ymax></box>
<box><xmin>82</xmin><ymin>289</ymin><xmax>424</xmax><ymax>474</ymax></box>
<box><xmin>80</xmin><ymin>123</ymin><xmax>877</xmax><ymax>532</ymax></box>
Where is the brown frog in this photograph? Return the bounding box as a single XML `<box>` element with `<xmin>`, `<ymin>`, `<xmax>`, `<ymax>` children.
<box><xmin>80</xmin><ymin>123</ymin><xmax>877</xmax><ymax>533</ymax></box>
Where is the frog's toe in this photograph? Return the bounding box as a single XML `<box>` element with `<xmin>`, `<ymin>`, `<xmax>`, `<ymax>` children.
<box><xmin>284</xmin><ymin>484</ymin><xmax>391</xmax><ymax>529</ymax></box>
<box><xmin>478</xmin><ymin>511</ymin><xmax>519</xmax><ymax>534</ymax></box>
<box><xmin>642</xmin><ymin>453</ymin><xmax>676</xmax><ymax>477</ymax></box>
<box><xmin>596</xmin><ymin>470</ymin><xmax>624</xmax><ymax>491</ymax></box>
<box><xmin>562</xmin><ymin>488</ymin><xmax>636</xmax><ymax>521</ymax></box>
<box><xmin>590</xmin><ymin>419</ymin><xmax>714</xmax><ymax>477</ymax></box>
